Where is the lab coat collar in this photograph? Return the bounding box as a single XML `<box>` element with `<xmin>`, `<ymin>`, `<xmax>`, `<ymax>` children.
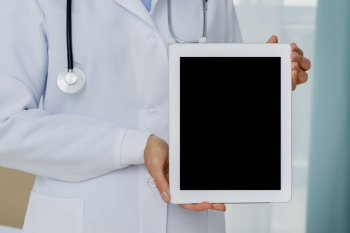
<box><xmin>113</xmin><ymin>0</ymin><xmax>157</xmax><ymax>30</ymax></box>
<box><xmin>149</xmin><ymin>0</ymin><xmax>159</xmax><ymax>15</ymax></box>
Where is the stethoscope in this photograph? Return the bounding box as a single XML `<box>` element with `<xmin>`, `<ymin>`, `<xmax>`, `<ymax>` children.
<box><xmin>57</xmin><ymin>0</ymin><xmax>208</xmax><ymax>94</ymax></box>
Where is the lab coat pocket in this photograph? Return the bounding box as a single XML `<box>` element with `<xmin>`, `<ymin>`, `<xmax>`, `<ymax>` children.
<box><xmin>23</xmin><ymin>191</ymin><xmax>84</xmax><ymax>233</ymax></box>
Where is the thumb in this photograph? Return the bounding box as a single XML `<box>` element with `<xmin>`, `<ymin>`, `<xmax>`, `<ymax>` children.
<box><xmin>149</xmin><ymin>161</ymin><xmax>171</xmax><ymax>203</ymax></box>
<box><xmin>267</xmin><ymin>35</ymin><xmax>278</xmax><ymax>43</ymax></box>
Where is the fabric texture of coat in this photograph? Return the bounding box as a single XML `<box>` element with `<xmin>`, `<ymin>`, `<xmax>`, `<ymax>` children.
<box><xmin>0</xmin><ymin>0</ymin><xmax>242</xmax><ymax>232</ymax></box>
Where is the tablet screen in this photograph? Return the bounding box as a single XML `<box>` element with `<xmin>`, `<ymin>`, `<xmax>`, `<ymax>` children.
<box><xmin>180</xmin><ymin>57</ymin><xmax>281</xmax><ymax>190</ymax></box>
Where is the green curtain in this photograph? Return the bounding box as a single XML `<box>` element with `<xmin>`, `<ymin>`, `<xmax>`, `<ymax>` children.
<box><xmin>306</xmin><ymin>0</ymin><xmax>350</xmax><ymax>232</ymax></box>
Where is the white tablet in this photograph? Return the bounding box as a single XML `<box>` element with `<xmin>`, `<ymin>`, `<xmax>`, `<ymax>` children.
<box><xmin>169</xmin><ymin>44</ymin><xmax>291</xmax><ymax>204</ymax></box>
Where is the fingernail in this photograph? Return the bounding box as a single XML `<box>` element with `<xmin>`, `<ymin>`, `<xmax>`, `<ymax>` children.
<box><xmin>161</xmin><ymin>191</ymin><xmax>169</xmax><ymax>203</ymax></box>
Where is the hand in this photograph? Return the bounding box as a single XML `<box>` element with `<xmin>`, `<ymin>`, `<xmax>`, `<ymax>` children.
<box><xmin>144</xmin><ymin>135</ymin><xmax>226</xmax><ymax>212</ymax></box>
<box><xmin>267</xmin><ymin>36</ymin><xmax>312</xmax><ymax>91</ymax></box>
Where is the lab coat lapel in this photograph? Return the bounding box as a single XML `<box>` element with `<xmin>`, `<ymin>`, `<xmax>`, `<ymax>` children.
<box><xmin>149</xmin><ymin>0</ymin><xmax>159</xmax><ymax>15</ymax></box>
<box><xmin>113</xmin><ymin>0</ymin><xmax>157</xmax><ymax>30</ymax></box>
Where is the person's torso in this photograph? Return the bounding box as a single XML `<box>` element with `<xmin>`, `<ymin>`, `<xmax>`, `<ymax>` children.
<box><xmin>24</xmin><ymin>0</ymin><xmax>235</xmax><ymax>232</ymax></box>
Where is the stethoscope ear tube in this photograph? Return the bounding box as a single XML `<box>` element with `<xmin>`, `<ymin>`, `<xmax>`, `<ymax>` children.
<box><xmin>168</xmin><ymin>0</ymin><xmax>207</xmax><ymax>44</ymax></box>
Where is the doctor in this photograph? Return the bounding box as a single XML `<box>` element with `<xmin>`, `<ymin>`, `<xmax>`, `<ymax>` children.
<box><xmin>0</xmin><ymin>0</ymin><xmax>311</xmax><ymax>232</ymax></box>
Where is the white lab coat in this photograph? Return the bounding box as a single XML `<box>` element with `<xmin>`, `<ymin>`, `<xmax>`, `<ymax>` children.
<box><xmin>0</xmin><ymin>0</ymin><xmax>242</xmax><ymax>232</ymax></box>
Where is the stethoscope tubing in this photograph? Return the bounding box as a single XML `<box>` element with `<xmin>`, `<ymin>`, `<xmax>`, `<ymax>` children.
<box><xmin>66</xmin><ymin>0</ymin><xmax>74</xmax><ymax>71</ymax></box>
<box><xmin>168</xmin><ymin>0</ymin><xmax>207</xmax><ymax>43</ymax></box>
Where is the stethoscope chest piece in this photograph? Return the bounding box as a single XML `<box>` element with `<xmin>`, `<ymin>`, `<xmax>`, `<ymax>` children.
<box><xmin>57</xmin><ymin>67</ymin><xmax>86</xmax><ymax>94</ymax></box>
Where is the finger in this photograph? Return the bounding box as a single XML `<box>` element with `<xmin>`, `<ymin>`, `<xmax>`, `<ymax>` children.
<box><xmin>290</xmin><ymin>42</ymin><xmax>304</xmax><ymax>56</ymax></box>
<box><xmin>164</xmin><ymin>158</ymin><xmax>169</xmax><ymax>182</ymax></box>
<box><xmin>267</xmin><ymin>35</ymin><xmax>278</xmax><ymax>43</ymax></box>
<box><xmin>212</xmin><ymin>204</ymin><xmax>226</xmax><ymax>212</ymax></box>
<box><xmin>291</xmin><ymin>52</ymin><xmax>311</xmax><ymax>71</ymax></box>
<box><xmin>297</xmin><ymin>69</ymin><xmax>308</xmax><ymax>84</ymax></box>
<box><xmin>180</xmin><ymin>202</ymin><xmax>213</xmax><ymax>212</ymax></box>
<box><xmin>179</xmin><ymin>204</ymin><xmax>196</xmax><ymax>211</ymax></box>
<box><xmin>147</xmin><ymin>158</ymin><xmax>171</xmax><ymax>203</ymax></box>
<box><xmin>291</xmin><ymin>62</ymin><xmax>299</xmax><ymax>71</ymax></box>
<box><xmin>179</xmin><ymin>203</ymin><xmax>226</xmax><ymax>212</ymax></box>
<box><xmin>299</xmin><ymin>56</ymin><xmax>311</xmax><ymax>71</ymax></box>
<box><xmin>292</xmin><ymin>69</ymin><xmax>298</xmax><ymax>91</ymax></box>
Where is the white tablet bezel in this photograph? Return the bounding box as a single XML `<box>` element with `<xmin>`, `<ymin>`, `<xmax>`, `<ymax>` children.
<box><xmin>169</xmin><ymin>43</ymin><xmax>291</xmax><ymax>204</ymax></box>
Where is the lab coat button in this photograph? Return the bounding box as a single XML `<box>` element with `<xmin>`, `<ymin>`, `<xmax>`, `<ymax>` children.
<box><xmin>148</xmin><ymin>107</ymin><xmax>159</xmax><ymax>118</ymax></box>
<box><xmin>148</xmin><ymin>178</ymin><xmax>156</xmax><ymax>188</ymax></box>
<box><xmin>148</xmin><ymin>33</ymin><xmax>159</xmax><ymax>42</ymax></box>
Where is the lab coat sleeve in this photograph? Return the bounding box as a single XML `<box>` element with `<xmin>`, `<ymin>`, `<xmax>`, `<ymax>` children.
<box><xmin>226</xmin><ymin>0</ymin><xmax>243</xmax><ymax>43</ymax></box>
<box><xmin>0</xmin><ymin>0</ymin><xmax>151</xmax><ymax>182</ymax></box>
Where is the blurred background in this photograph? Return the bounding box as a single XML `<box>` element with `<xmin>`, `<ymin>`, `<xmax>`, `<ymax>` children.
<box><xmin>226</xmin><ymin>0</ymin><xmax>350</xmax><ymax>232</ymax></box>
<box><xmin>1</xmin><ymin>0</ymin><xmax>349</xmax><ymax>232</ymax></box>
<box><xmin>226</xmin><ymin>0</ymin><xmax>316</xmax><ymax>232</ymax></box>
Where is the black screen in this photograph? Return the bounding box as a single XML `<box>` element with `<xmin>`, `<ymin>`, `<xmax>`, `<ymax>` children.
<box><xmin>180</xmin><ymin>57</ymin><xmax>281</xmax><ymax>190</ymax></box>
